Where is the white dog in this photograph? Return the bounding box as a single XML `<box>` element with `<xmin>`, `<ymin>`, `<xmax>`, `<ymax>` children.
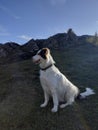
<box><xmin>33</xmin><ymin>48</ymin><xmax>95</xmax><ymax>112</ymax></box>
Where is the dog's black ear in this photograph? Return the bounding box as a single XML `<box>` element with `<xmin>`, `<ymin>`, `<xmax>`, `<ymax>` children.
<box><xmin>38</xmin><ymin>48</ymin><xmax>49</xmax><ymax>59</ymax></box>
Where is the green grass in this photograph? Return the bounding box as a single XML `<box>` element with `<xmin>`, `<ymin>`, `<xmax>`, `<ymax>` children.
<box><xmin>0</xmin><ymin>47</ymin><xmax>98</xmax><ymax>130</ymax></box>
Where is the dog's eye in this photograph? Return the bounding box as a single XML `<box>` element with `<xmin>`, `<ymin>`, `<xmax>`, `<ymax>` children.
<box><xmin>38</xmin><ymin>50</ymin><xmax>47</xmax><ymax>59</ymax></box>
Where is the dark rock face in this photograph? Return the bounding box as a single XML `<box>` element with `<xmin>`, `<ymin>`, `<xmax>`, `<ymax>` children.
<box><xmin>22</xmin><ymin>39</ymin><xmax>39</xmax><ymax>53</ymax></box>
<box><xmin>35</xmin><ymin>29</ymin><xmax>81</xmax><ymax>50</ymax></box>
<box><xmin>0</xmin><ymin>29</ymin><xmax>98</xmax><ymax>64</ymax></box>
<box><xmin>0</xmin><ymin>46</ymin><xmax>7</xmax><ymax>57</ymax></box>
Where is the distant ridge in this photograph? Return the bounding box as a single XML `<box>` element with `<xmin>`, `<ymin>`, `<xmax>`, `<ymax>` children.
<box><xmin>0</xmin><ymin>28</ymin><xmax>98</xmax><ymax>64</ymax></box>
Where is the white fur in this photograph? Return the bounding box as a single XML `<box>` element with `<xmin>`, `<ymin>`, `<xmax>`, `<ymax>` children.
<box><xmin>33</xmin><ymin>48</ymin><xmax>95</xmax><ymax>112</ymax></box>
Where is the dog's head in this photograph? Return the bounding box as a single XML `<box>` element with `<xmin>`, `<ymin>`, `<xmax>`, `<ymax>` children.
<box><xmin>33</xmin><ymin>48</ymin><xmax>55</xmax><ymax>66</ymax></box>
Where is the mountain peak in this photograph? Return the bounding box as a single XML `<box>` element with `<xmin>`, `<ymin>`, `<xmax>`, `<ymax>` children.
<box><xmin>0</xmin><ymin>28</ymin><xmax>98</xmax><ymax>64</ymax></box>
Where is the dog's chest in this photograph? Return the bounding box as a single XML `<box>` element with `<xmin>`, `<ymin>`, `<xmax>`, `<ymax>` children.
<box><xmin>40</xmin><ymin>69</ymin><xmax>57</xmax><ymax>83</ymax></box>
<box><xmin>40</xmin><ymin>70</ymin><xmax>51</xmax><ymax>85</ymax></box>
<box><xmin>40</xmin><ymin>70</ymin><xmax>55</xmax><ymax>93</ymax></box>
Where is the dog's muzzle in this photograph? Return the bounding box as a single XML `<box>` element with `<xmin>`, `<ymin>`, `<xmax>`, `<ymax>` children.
<box><xmin>32</xmin><ymin>55</ymin><xmax>41</xmax><ymax>64</ymax></box>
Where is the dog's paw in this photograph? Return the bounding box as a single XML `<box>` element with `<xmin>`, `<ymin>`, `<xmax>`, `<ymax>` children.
<box><xmin>51</xmin><ymin>107</ymin><xmax>58</xmax><ymax>113</ymax></box>
<box><xmin>40</xmin><ymin>103</ymin><xmax>47</xmax><ymax>108</ymax></box>
<box><xmin>60</xmin><ymin>104</ymin><xmax>66</xmax><ymax>108</ymax></box>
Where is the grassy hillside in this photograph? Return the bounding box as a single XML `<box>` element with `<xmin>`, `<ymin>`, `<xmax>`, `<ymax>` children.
<box><xmin>0</xmin><ymin>46</ymin><xmax>98</xmax><ymax>130</ymax></box>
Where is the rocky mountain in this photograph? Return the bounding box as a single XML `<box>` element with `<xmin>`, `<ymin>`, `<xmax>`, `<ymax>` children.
<box><xmin>0</xmin><ymin>28</ymin><xmax>98</xmax><ymax>64</ymax></box>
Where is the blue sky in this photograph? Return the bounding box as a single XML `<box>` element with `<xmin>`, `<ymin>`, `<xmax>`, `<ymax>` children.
<box><xmin>0</xmin><ymin>0</ymin><xmax>98</xmax><ymax>44</ymax></box>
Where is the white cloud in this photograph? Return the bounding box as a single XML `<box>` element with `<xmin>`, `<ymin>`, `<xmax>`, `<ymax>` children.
<box><xmin>0</xmin><ymin>4</ymin><xmax>20</xmax><ymax>20</ymax></box>
<box><xmin>50</xmin><ymin>0</ymin><xmax>67</xmax><ymax>6</ymax></box>
<box><xmin>0</xmin><ymin>32</ymin><xmax>10</xmax><ymax>36</ymax></box>
<box><xmin>96</xmin><ymin>20</ymin><xmax>98</xmax><ymax>24</ymax></box>
<box><xmin>18</xmin><ymin>35</ymin><xmax>32</xmax><ymax>41</ymax></box>
<box><xmin>0</xmin><ymin>25</ymin><xmax>6</xmax><ymax>32</ymax></box>
<box><xmin>0</xmin><ymin>25</ymin><xmax>10</xmax><ymax>36</ymax></box>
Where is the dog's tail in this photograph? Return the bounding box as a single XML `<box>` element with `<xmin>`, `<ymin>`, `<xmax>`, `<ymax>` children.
<box><xmin>77</xmin><ymin>87</ymin><xmax>95</xmax><ymax>99</ymax></box>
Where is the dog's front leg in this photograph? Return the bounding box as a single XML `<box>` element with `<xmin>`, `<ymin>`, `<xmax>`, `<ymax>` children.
<box><xmin>40</xmin><ymin>92</ymin><xmax>49</xmax><ymax>108</ymax></box>
<box><xmin>51</xmin><ymin>92</ymin><xmax>58</xmax><ymax>112</ymax></box>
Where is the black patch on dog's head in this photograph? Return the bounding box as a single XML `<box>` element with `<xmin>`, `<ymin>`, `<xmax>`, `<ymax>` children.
<box><xmin>38</xmin><ymin>48</ymin><xmax>48</xmax><ymax>59</ymax></box>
